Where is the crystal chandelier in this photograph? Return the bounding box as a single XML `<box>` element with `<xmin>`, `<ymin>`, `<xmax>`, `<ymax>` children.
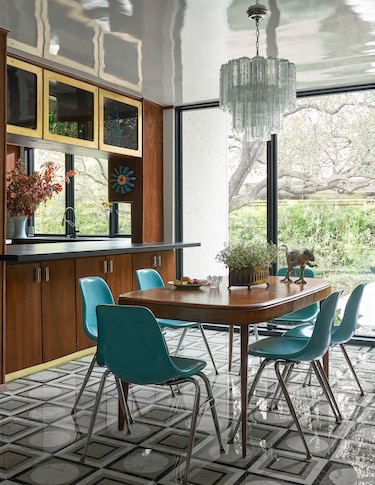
<box><xmin>219</xmin><ymin>2</ymin><xmax>296</xmax><ymax>141</ymax></box>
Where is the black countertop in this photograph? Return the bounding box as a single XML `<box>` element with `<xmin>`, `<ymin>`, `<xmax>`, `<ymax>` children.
<box><xmin>0</xmin><ymin>240</ymin><xmax>200</xmax><ymax>262</ymax></box>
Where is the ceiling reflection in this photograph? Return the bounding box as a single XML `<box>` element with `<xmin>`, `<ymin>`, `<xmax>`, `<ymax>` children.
<box><xmin>1</xmin><ymin>0</ymin><xmax>375</xmax><ymax>105</ymax></box>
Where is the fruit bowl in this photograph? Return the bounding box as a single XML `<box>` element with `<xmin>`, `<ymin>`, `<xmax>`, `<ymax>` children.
<box><xmin>168</xmin><ymin>277</ymin><xmax>206</xmax><ymax>290</ymax></box>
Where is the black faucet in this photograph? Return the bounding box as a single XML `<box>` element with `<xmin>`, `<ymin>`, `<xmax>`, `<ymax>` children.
<box><xmin>61</xmin><ymin>206</ymin><xmax>80</xmax><ymax>238</ymax></box>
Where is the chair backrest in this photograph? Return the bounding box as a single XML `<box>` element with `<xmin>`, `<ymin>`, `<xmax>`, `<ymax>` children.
<box><xmin>295</xmin><ymin>290</ymin><xmax>342</xmax><ymax>362</ymax></box>
<box><xmin>136</xmin><ymin>268</ymin><xmax>165</xmax><ymax>290</ymax></box>
<box><xmin>78</xmin><ymin>276</ymin><xmax>114</xmax><ymax>341</ymax></box>
<box><xmin>332</xmin><ymin>284</ymin><xmax>365</xmax><ymax>343</ymax></box>
<box><xmin>277</xmin><ymin>266</ymin><xmax>315</xmax><ymax>278</ymax></box>
<box><xmin>96</xmin><ymin>304</ymin><xmax>181</xmax><ymax>384</ymax></box>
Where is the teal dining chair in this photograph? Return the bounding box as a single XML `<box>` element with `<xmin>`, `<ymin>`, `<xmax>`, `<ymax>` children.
<box><xmin>72</xmin><ymin>277</ymin><xmax>133</xmax><ymax>423</ymax></box>
<box><xmin>136</xmin><ymin>268</ymin><xmax>219</xmax><ymax>374</ymax></box>
<box><xmin>81</xmin><ymin>304</ymin><xmax>224</xmax><ymax>485</ymax></box>
<box><xmin>228</xmin><ymin>291</ymin><xmax>342</xmax><ymax>459</ymax></box>
<box><xmin>269</xmin><ymin>267</ymin><xmax>319</xmax><ymax>328</ymax></box>
<box><xmin>283</xmin><ymin>284</ymin><xmax>366</xmax><ymax>395</ymax></box>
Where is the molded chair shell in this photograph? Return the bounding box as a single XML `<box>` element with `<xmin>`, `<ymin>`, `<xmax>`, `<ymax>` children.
<box><xmin>79</xmin><ymin>276</ymin><xmax>114</xmax><ymax>342</ymax></box>
<box><xmin>136</xmin><ymin>268</ymin><xmax>219</xmax><ymax>374</ymax></box>
<box><xmin>250</xmin><ymin>291</ymin><xmax>342</xmax><ymax>363</ymax></box>
<box><xmin>97</xmin><ymin>304</ymin><xmax>207</xmax><ymax>385</ymax></box>
<box><xmin>283</xmin><ymin>284</ymin><xmax>365</xmax><ymax>345</ymax></box>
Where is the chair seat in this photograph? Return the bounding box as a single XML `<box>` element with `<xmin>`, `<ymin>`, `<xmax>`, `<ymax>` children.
<box><xmin>170</xmin><ymin>356</ymin><xmax>207</xmax><ymax>377</ymax></box>
<box><xmin>271</xmin><ymin>305</ymin><xmax>319</xmax><ymax>325</ymax></box>
<box><xmin>157</xmin><ymin>318</ymin><xmax>198</xmax><ymax>329</ymax></box>
<box><xmin>248</xmin><ymin>336</ymin><xmax>309</xmax><ymax>361</ymax></box>
<box><xmin>283</xmin><ymin>323</ymin><xmax>343</xmax><ymax>345</ymax></box>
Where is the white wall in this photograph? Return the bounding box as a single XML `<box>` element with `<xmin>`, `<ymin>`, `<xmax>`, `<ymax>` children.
<box><xmin>182</xmin><ymin>108</ymin><xmax>228</xmax><ymax>278</ymax></box>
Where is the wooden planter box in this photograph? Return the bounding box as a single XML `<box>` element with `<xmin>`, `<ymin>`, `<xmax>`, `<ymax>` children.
<box><xmin>228</xmin><ymin>267</ymin><xmax>269</xmax><ymax>289</ymax></box>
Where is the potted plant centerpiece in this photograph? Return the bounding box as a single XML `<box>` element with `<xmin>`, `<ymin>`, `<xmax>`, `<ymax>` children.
<box><xmin>216</xmin><ymin>240</ymin><xmax>278</xmax><ymax>289</ymax></box>
<box><xmin>7</xmin><ymin>159</ymin><xmax>75</xmax><ymax>239</ymax></box>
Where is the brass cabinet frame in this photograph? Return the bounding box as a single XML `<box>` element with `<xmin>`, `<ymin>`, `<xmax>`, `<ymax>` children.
<box><xmin>43</xmin><ymin>70</ymin><xmax>99</xmax><ymax>149</ymax></box>
<box><xmin>7</xmin><ymin>57</ymin><xmax>43</xmax><ymax>139</ymax></box>
<box><xmin>99</xmin><ymin>89</ymin><xmax>142</xmax><ymax>157</ymax></box>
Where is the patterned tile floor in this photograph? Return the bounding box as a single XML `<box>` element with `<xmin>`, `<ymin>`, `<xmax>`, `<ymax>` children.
<box><xmin>0</xmin><ymin>328</ymin><xmax>374</xmax><ymax>484</ymax></box>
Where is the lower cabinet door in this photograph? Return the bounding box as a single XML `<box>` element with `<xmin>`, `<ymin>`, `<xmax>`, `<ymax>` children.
<box><xmin>41</xmin><ymin>259</ymin><xmax>77</xmax><ymax>362</ymax></box>
<box><xmin>106</xmin><ymin>254</ymin><xmax>133</xmax><ymax>302</ymax></box>
<box><xmin>132</xmin><ymin>251</ymin><xmax>156</xmax><ymax>289</ymax></box>
<box><xmin>75</xmin><ymin>256</ymin><xmax>106</xmax><ymax>351</ymax></box>
<box><xmin>157</xmin><ymin>250</ymin><xmax>176</xmax><ymax>284</ymax></box>
<box><xmin>6</xmin><ymin>263</ymin><xmax>42</xmax><ymax>373</ymax></box>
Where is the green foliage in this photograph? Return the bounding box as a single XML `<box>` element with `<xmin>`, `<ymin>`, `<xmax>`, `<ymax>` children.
<box><xmin>229</xmin><ymin>199</ymin><xmax>375</xmax><ymax>292</ymax></box>
<box><xmin>216</xmin><ymin>239</ymin><xmax>277</xmax><ymax>270</ymax></box>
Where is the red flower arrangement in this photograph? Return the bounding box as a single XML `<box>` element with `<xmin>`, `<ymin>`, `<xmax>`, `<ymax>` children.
<box><xmin>7</xmin><ymin>159</ymin><xmax>75</xmax><ymax>217</ymax></box>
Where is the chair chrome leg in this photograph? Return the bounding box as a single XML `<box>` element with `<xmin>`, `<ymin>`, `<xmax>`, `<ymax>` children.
<box><xmin>253</xmin><ymin>324</ymin><xmax>259</xmax><ymax>341</ymax></box>
<box><xmin>340</xmin><ymin>344</ymin><xmax>364</xmax><ymax>396</ymax></box>
<box><xmin>315</xmin><ymin>360</ymin><xmax>342</xmax><ymax>422</ymax></box>
<box><xmin>302</xmin><ymin>364</ymin><xmax>313</xmax><ymax>387</ymax></box>
<box><xmin>198</xmin><ymin>372</ymin><xmax>225</xmax><ymax>452</ymax></box>
<box><xmin>268</xmin><ymin>363</ymin><xmax>293</xmax><ymax>411</ymax></box>
<box><xmin>175</xmin><ymin>328</ymin><xmax>188</xmax><ymax>356</ymax></box>
<box><xmin>115</xmin><ymin>377</ymin><xmax>133</xmax><ymax>431</ymax></box>
<box><xmin>72</xmin><ymin>352</ymin><xmax>97</xmax><ymax>414</ymax></box>
<box><xmin>81</xmin><ymin>368</ymin><xmax>110</xmax><ymax>462</ymax></box>
<box><xmin>182</xmin><ymin>378</ymin><xmax>201</xmax><ymax>485</ymax></box>
<box><xmin>228</xmin><ymin>358</ymin><xmax>268</xmax><ymax>444</ymax></box>
<box><xmin>199</xmin><ymin>325</ymin><xmax>219</xmax><ymax>375</ymax></box>
<box><xmin>311</xmin><ymin>361</ymin><xmax>340</xmax><ymax>423</ymax></box>
<box><xmin>274</xmin><ymin>361</ymin><xmax>311</xmax><ymax>460</ymax></box>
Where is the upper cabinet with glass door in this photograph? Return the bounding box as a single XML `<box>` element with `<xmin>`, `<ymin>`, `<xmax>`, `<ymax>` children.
<box><xmin>44</xmin><ymin>70</ymin><xmax>98</xmax><ymax>149</ymax></box>
<box><xmin>7</xmin><ymin>57</ymin><xmax>43</xmax><ymax>138</ymax></box>
<box><xmin>99</xmin><ymin>89</ymin><xmax>142</xmax><ymax>157</ymax></box>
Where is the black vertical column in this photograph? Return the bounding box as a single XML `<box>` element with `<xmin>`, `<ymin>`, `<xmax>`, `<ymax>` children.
<box><xmin>267</xmin><ymin>134</ymin><xmax>278</xmax><ymax>275</ymax></box>
<box><xmin>175</xmin><ymin>109</ymin><xmax>183</xmax><ymax>279</ymax></box>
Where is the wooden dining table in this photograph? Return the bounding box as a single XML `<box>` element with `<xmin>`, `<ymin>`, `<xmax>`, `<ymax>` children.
<box><xmin>118</xmin><ymin>276</ymin><xmax>331</xmax><ymax>457</ymax></box>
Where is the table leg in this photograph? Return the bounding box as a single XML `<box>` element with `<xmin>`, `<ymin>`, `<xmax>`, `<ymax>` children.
<box><xmin>323</xmin><ymin>350</ymin><xmax>329</xmax><ymax>380</ymax></box>
<box><xmin>228</xmin><ymin>324</ymin><xmax>234</xmax><ymax>372</ymax></box>
<box><xmin>240</xmin><ymin>324</ymin><xmax>249</xmax><ymax>458</ymax></box>
<box><xmin>118</xmin><ymin>380</ymin><xmax>129</xmax><ymax>431</ymax></box>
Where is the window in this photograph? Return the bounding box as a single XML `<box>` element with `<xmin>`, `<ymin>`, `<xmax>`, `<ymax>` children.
<box><xmin>27</xmin><ymin>148</ymin><xmax>131</xmax><ymax>238</ymax></box>
<box><xmin>33</xmin><ymin>149</ymin><xmax>66</xmax><ymax>235</ymax></box>
<box><xmin>74</xmin><ymin>155</ymin><xmax>109</xmax><ymax>235</ymax></box>
<box><xmin>278</xmin><ymin>91</ymin><xmax>375</xmax><ymax>336</ymax></box>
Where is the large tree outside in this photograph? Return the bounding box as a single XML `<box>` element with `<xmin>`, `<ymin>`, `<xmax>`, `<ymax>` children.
<box><xmin>229</xmin><ymin>91</ymin><xmax>375</xmax><ymax>334</ymax></box>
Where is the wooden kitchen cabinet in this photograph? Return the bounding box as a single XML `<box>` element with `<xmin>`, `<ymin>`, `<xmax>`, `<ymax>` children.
<box><xmin>6</xmin><ymin>263</ymin><xmax>42</xmax><ymax>373</ymax></box>
<box><xmin>105</xmin><ymin>254</ymin><xmax>133</xmax><ymax>302</ymax></box>
<box><xmin>41</xmin><ymin>260</ymin><xmax>76</xmax><ymax>362</ymax></box>
<box><xmin>132</xmin><ymin>250</ymin><xmax>175</xmax><ymax>289</ymax></box>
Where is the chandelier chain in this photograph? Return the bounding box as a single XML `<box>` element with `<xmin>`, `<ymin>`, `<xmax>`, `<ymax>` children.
<box><xmin>255</xmin><ymin>19</ymin><xmax>260</xmax><ymax>56</ymax></box>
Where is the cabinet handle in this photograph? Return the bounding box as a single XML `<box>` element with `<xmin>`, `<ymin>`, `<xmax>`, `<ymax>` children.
<box><xmin>158</xmin><ymin>255</ymin><xmax>162</xmax><ymax>267</ymax></box>
<box><xmin>44</xmin><ymin>266</ymin><xmax>50</xmax><ymax>282</ymax></box>
<box><xmin>152</xmin><ymin>255</ymin><xmax>157</xmax><ymax>268</ymax></box>
<box><xmin>35</xmin><ymin>267</ymin><xmax>42</xmax><ymax>283</ymax></box>
<box><xmin>109</xmin><ymin>260</ymin><xmax>114</xmax><ymax>273</ymax></box>
<box><xmin>103</xmin><ymin>260</ymin><xmax>108</xmax><ymax>274</ymax></box>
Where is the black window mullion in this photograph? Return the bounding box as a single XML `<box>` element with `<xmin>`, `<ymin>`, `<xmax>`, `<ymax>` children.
<box><xmin>267</xmin><ymin>134</ymin><xmax>278</xmax><ymax>275</ymax></box>
<box><xmin>65</xmin><ymin>154</ymin><xmax>75</xmax><ymax>237</ymax></box>
<box><xmin>24</xmin><ymin>148</ymin><xmax>35</xmax><ymax>235</ymax></box>
<box><xmin>110</xmin><ymin>203</ymin><xmax>119</xmax><ymax>237</ymax></box>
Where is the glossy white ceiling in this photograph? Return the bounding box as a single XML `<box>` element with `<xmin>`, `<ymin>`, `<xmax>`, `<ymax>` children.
<box><xmin>1</xmin><ymin>0</ymin><xmax>375</xmax><ymax>106</ymax></box>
